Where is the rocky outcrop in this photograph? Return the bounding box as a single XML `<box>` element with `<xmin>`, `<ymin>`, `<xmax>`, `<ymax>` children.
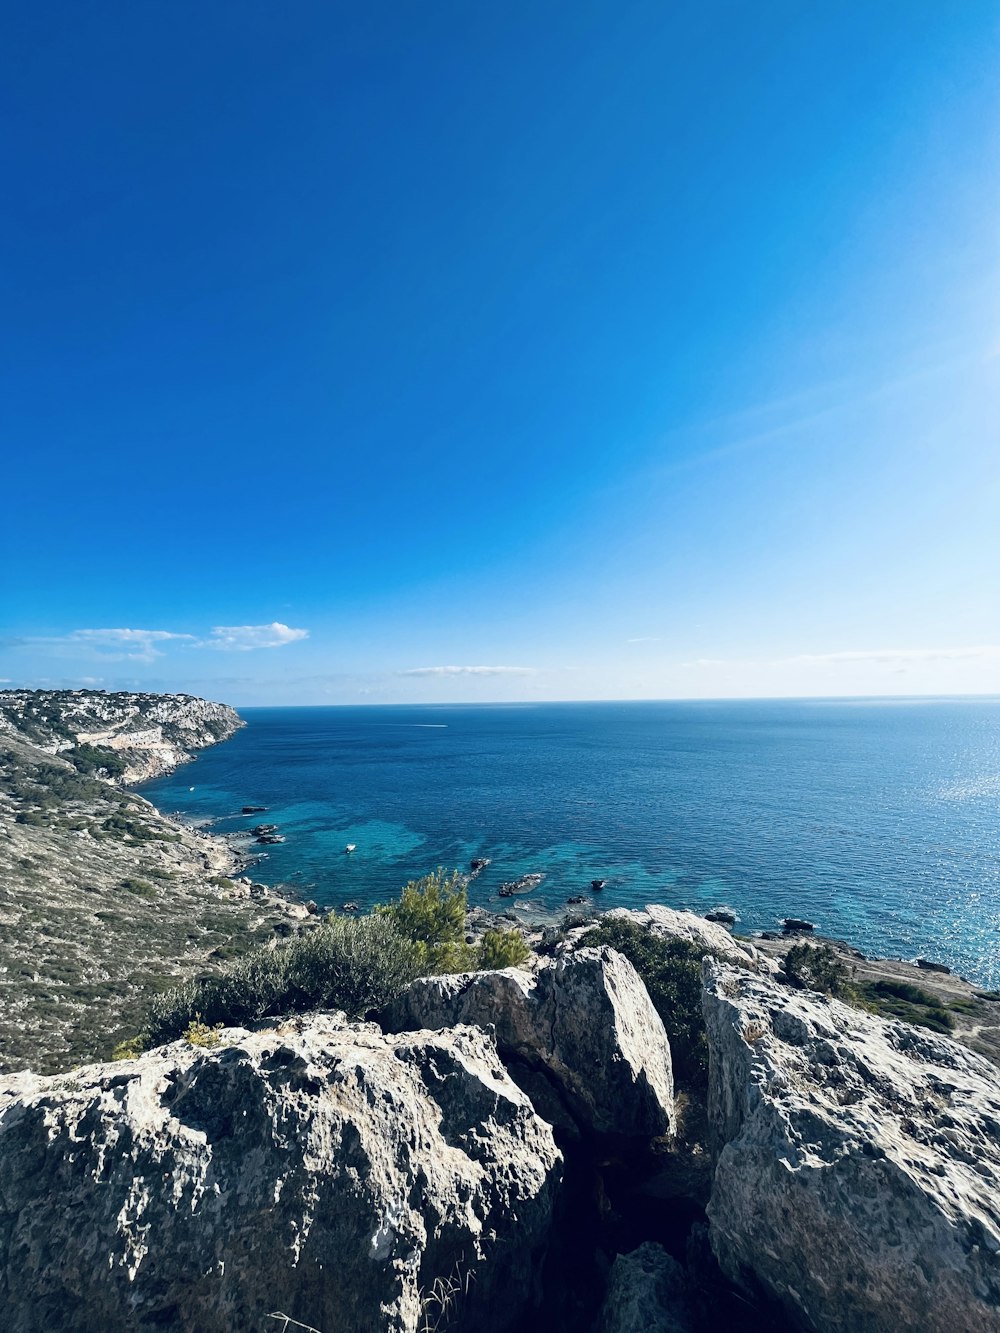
<box><xmin>383</xmin><ymin>947</ymin><xmax>675</xmax><ymax>1138</ymax></box>
<box><xmin>702</xmin><ymin>960</ymin><xmax>1000</xmax><ymax>1333</ymax></box>
<box><xmin>0</xmin><ymin>688</ymin><xmax>242</xmax><ymax>783</ymax></box>
<box><xmin>0</xmin><ymin>1013</ymin><xmax>562</xmax><ymax>1333</ymax></box>
<box><xmin>603</xmin><ymin>904</ymin><xmax>771</xmax><ymax>971</ymax></box>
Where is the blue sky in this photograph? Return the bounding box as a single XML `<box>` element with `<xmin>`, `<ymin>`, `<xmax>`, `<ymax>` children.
<box><xmin>3</xmin><ymin>2</ymin><xmax>998</xmax><ymax>704</ymax></box>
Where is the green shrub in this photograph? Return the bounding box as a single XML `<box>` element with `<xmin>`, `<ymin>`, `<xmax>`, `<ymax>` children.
<box><xmin>784</xmin><ymin>943</ymin><xmax>852</xmax><ymax>997</ymax></box>
<box><xmin>578</xmin><ymin>917</ymin><xmax>720</xmax><ymax>1089</ymax></box>
<box><xmin>855</xmin><ymin>978</ymin><xmax>956</xmax><ymax>1033</ymax></box>
<box><xmin>120</xmin><ymin>878</ymin><xmax>156</xmax><ymax>898</ymax></box>
<box><xmin>141</xmin><ymin>913</ymin><xmax>425</xmax><ymax>1046</ymax></box>
<box><xmin>378</xmin><ymin>868</ymin><xmax>467</xmax><ymax>944</ymax></box>
<box><xmin>478</xmin><ymin>928</ymin><xmax>531</xmax><ymax>970</ymax></box>
<box><xmin>67</xmin><ymin>744</ymin><xmax>128</xmax><ymax>779</ymax></box>
<box><xmin>111</xmin><ymin>1035</ymin><xmax>147</xmax><ymax>1061</ymax></box>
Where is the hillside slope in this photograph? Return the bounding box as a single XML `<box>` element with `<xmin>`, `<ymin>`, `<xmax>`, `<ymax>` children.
<box><xmin>0</xmin><ymin>692</ymin><xmax>298</xmax><ymax>1074</ymax></box>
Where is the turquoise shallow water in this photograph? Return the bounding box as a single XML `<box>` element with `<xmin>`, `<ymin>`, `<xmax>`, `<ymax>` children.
<box><xmin>142</xmin><ymin>699</ymin><xmax>1000</xmax><ymax>986</ymax></box>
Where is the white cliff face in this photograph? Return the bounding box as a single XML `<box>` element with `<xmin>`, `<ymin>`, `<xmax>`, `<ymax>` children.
<box><xmin>0</xmin><ymin>1014</ymin><xmax>562</xmax><ymax>1333</ymax></box>
<box><xmin>0</xmin><ymin>689</ymin><xmax>242</xmax><ymax>782</ymax></box>
<box><xmin>384</xmin><ymin>947</ymin><xmax>675</xmax><ymax>1139</ymax></box>
<box><xmin>702</xmin><ymin>960</ymin><xmax>1000</xmax><ymax>1333</ymax></box>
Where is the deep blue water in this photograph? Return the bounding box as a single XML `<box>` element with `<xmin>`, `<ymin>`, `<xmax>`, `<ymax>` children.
<box><xmin>142</xmin><ymin>700</ymin><xmax>1000</xmax><ymax>986</ymax></box>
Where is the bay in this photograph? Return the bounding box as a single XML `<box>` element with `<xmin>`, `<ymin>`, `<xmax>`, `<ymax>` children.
<box><xmin>142</xmin><ymin>698</ymin><xmax>1000</xmax><ymax>986</ymax></box>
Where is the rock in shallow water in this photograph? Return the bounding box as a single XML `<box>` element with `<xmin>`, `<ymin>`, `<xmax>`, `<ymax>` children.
<box><xmin>0</xmin><ymin>1014</ymin><xmax>561</xmax><ymax>1333</ymax></box>
<box><xmin>383</xmin><ymin>947</ymin><xmax>675</xmax><ymax>1139</ymax></box>
<box><xmin>702</xmin><ymin>960</ymin><xmax>1000</xmax><ymax>1333</ymax></box>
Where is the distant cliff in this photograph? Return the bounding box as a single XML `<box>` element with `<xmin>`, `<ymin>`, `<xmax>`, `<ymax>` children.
<box><xmin>0</xmin><ymin>689</ymin><xmax>243</xmax><ymax>784</ymax></box>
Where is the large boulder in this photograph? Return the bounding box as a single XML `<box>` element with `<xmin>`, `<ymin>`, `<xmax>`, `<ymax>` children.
<box><xmin>383</xmin><ymin>947</ymin><xmax>674</xmax><ymax>1138</ymax></box>
<box><xmin>702</xmin><ymin>961</ymin><xmax>1000</xmax><ymax>1332</ymax></box>
<box><xmin>0</xmin><ymin>1014</ymin><xmax>562</xmax><ymax>1333</ymax></box>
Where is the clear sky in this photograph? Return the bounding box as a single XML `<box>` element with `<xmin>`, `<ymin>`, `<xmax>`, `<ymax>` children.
<box><xmin>3</xmin><ymin>2</ymin><xmax>998</xmax><ymax>705</ymax></box>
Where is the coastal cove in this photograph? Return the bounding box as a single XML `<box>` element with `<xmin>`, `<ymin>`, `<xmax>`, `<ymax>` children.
<box><xmin>142</xmin><ymin>698</ymin><xmax>1000</xmax><ymax>988</ymax></box>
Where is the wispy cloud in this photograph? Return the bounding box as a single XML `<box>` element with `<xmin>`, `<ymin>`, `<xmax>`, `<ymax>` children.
<box><xmin>68</xmin><ymin>628</ymin><xmax>196</xmax><ymax>662</ymax></box>
<box><xmin>400</xmin><ymin>665</ymin><xmax>537</xmax><ymax>677</ymax></box>
<box><xmin>627</xmin><ymin>636</ymin><xmax>661</xmax><ymax>644</ymax></box>
<box><xmin>778</xmin><ymin>646</ymin><xmax>1000</xmax><ymax>665</ymax></box>
<box><xmin>1</xmin><ymin>622</ymin><xmax>310</xmax><ymax>662</ymax></box>
<box><xmin>204</xmin><ymin>622</ymin><xmax>309</xmax><ymax>651</ymax></box>
<box><xmin>688</xmin><ymin>645</ymin><xmax>1000</xmax><ymax>669</ymax></box>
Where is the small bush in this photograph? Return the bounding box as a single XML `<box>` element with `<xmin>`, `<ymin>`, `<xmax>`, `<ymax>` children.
<box><xmin>856</xmin><ymin>978</ymin><xmax>956</xmax><ymax>1033</ymax></box>
<box><xmin>142</xmin><ymin>914</ymin><xmax>425</xmax><ymax>1045</ymax></box>
<box><xmin>184</xmin><ymin>1018</ymin><xmax>222</xmax><ymax>1048</ymax></box>
<box><xmin>784</xmin><ymin>943</ymin><xmax>852</xmax><ymax>997</ymax></box>
<box><xmin>578</xmin><ymin>917</ymin><xmax>719</xmax><ymax>1089</ymax></box>
<box><xmin>111</xmin><ymin>1035</ymin><xmax>147</xmax><ymax>1061</ymax></box>
<box><xmin>67</xmin><ymin>744</ymin><xmax>128</xmax><ymax>779</ymax></box>
<box><xmin>478</xmin><ymin>928</ymin><xmax>531</xmax><ymax>970</ymax></box>
<box><xmin>120</xmin><ymin>878</ymin><xmax>156</xmax><ymax>898</ymax></box>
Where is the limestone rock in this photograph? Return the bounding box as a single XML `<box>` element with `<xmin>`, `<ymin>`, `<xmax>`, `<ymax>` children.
<box><xmin>383</xmin><ymin>947</ymin><xmax>674</xmax><ymax>1137</ymax></box>
<box><xmin>603</xmin><ymin>904</ymin><xmax>772</xmax><ymax>971</ymax></box>
<box><xmin>599</xmin><ymin>1243</ymin><xmax>694</xmax><ymax>1333</ymax></box>
<box><xmin>0</xmin><ymin>1014</ymin><xmax>561</xmax><ymax>1332</ymax></box>
<box><xmin>702</xmin><ymin>960</ymin><xmax>1000</xmax><ymax>1332</ymax></box>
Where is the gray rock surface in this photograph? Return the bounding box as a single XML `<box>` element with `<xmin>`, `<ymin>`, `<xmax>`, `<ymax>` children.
<box><xmin>603</xmin><ymin>904</ymin><xmax>772</xmax><ymax>970</ymax></box>
<box><xmin>0</xmin><ymin>1013</ymin><xmax>562</xmax><ymax>1333</ymax></box>
<box><xmin>383</xmin><ymin>946</ymin><xmax>674</xmax><ymax>1137</ymax></box>
<box><xmin>702</xmin><ymin>960</ymin><xmax>1000</xmax><ymax>1332</ymax></box>
<box><xmin>599</xmin><ymin>1243</ymin><xmax>694</xmax><ymax>1333</ymax></box>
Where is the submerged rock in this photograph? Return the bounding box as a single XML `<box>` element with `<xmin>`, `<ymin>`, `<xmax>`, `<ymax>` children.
<box><xmin>0</xmin><ymin>1015</ymin><xmax>561</xmax><ymax>1333</ymax></box>
<box><xmin>702</xmin><ymin>960</ymin><xmax>1000</xmax><ymax>1333</ymax></box>
<box><xmin>383</xmin><ymin>947</ymin><xmax>675</xmax><ymax>1139</ymax></box>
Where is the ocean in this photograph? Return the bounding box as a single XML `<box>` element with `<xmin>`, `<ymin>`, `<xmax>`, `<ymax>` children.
<box><xmin>141</xmin><ymin>699</ymin><xmax>1000</xmax><ymax>987</ymax></box>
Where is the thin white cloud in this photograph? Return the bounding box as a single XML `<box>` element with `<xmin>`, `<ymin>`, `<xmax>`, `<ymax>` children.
<box><xmin>68</xmin><ymin>628</ymin><xmax>196</xmax><ymax>662</ymax></box>
<box><xmin>203</xmin><ymin>622</ymin><xmax>310</xmax><ymax>651</ymax></box>
<box><xmin>4</xmin><ymin>622</ymin><xmax>309</xmax><ymax>662</ymax></box>
<box><xmin>780</xmin><ymin>646</ymin><xmax>1000</xmax><ymax>665</ymax></box>
<box><xmin>688</xmin><ymin>645</ymin><xmax>1000</xmax><ymax>669</ymax></box>
<box><xmin>627</xmin><ymin>636</ymin><xmax>661</xmax><ymax>644</ymax></box>
<box><xmin>400</xmin><ymin>665</ymin><xmax>537</xmax><ymax>677</ymax></box>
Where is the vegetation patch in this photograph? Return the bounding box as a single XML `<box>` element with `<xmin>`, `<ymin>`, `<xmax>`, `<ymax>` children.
<box><xmin>122</xmin><ymin>871</ymin><xmax>533</xmax><ymax>1055</ymax></box>
<box><xmin>577</xmin><ymin>916</ymin><xmax>723</xmax><ymax>1089</ymax></box>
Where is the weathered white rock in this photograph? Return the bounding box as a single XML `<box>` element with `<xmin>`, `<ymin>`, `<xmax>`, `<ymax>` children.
<box><xmin>383</xmin><ymin>947</ymin><xmax>674</xmax><ymax>1138</ymax></box>
<box><xmin>603</xmin><ymin>904</ymin><xmax>772</xmax><ymax>971</ymax></box>
<box><xmin>702</xmin><ymin>961</ymin><xmax>1000</xmax><ymax>1333</ymax></box>
<box><xmin>599</xmin><ymin>1243</ymin><xmax>693</xmax><ymax>1333</ymax></box>
<box><xmin>0</xmin><ymin>1013</ymin><xmax>561</xmax><ymax>1333</ymax></box>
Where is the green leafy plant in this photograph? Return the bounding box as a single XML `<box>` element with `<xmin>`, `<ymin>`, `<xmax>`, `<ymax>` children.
<box><xmin>477</xmin><ymin>928</ymin><xmax>531</xmax><ymax>970</ymax></box>
<box><xmin>140</xmin><ymin>913</ymin><xmax>426</xmax><ymax>1046</ymax></box>
<box><xmin>784</xmin><ymin>943</ymin><xmax>852</xmax><ymax>997</ymax></box>
<box><xmin>184</xmin><ymin>1017</ymin><xmax>223</xmax><ymax>1048</ymax></box>
<box><xmin>375</xmin><ymin>868</ymin><xmax>493</xmax><ymax>973</ymax></box>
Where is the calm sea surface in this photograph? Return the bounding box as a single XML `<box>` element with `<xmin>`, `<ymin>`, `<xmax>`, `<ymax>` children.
<box><xmin>142</xmin><ymin>700</ymin><xmax>1000</xmax><ymax>986</ymax></box>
